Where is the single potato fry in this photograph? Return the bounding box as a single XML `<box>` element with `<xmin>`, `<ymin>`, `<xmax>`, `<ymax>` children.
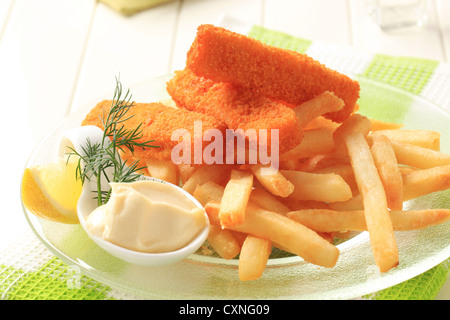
<box><xmin>370</xmin><ymin>134</ymin><xmax>403</xmax><ymax>210</ymax></box>
<box><xmin>329</xmin><ymin>194</ymin><xmax>364</xmax><ymax>211</ymax></box>
<box><xmin>146</xmin><ymin>158</ymin><xmax>179</xmax><ymax>185</ymax></box>
<box><xmin>369</xmin><ymin>118</ymin><xmax>403</xmax><ymax>131</ymax></box>
<box><xmin>178</xmin><ymin>163</ymin><xmax>196</xmax><ymax>184</ymax></box>
<box><xmin>249</xmin><ymin>188</ymin><xmax>291</xmax><ymax>214</ymax></box>
<box><xmin>219</xmin><ymin>169</ymin><xmax>253</xmax><ymax>227</ymax></box>
<box><xmin>250</xmin><ymin>165</ymin><xmax>294</xmax><ymax>197</ymax></box>
<box><xmin>332</xmin><ymin>113</ymin><xmax>372</xmax><ymax>157</ymax></box>
<box><xmin>231</xmin><ymin>230</ymin><xmax>248</xmax><ymax>247</ymax></box>
<box><xmin>293</xmin><ymin>91</ymin><xmax>344</xmax><ymax>127</ymax></box>
<box><xmin>295</xmin><ymin>155</ymin><xmax>327</xmax><ymax>172</ymax></box>
<box><xmin>238</xmin><ymin>235</ymin><xmax>272</xmax><ymax>281</ymax></box>
<box><xmin>279</xmin><ymin>159</ymin><xmax>300</xmax><ymax>171</ymax></box>
<box><xmin>282</xmin><ymin>198</ymin><xmax>331</xmax><ymax>211</ymax></box>
<box><xmin>205</xmin><ymin>201</ymin><xmax>340</xmax><ymax>268</ymax></box>
<box><xmin>281</xmin><ymin>170</ymin><xmax>352</xmax><ymax>203</ymax></box>
<box><xmin>345</xmin><ymin>132</ymin><xmax>398</xmax><ymax>273</ymax></box>
<box><xmin>369</xmin><ymin>129</ymin><xmax>440</xmax><ymax>151</ymax></box>
<box><xmin>287</xmin><ymin>209</ymin><xmax>366</xmax><ymax>232</ymax></box>
<box><xmin>192</xmin><ymin>181</ymin><xmax>224</xmax><ymax>206</ymax></box>
<box><xmin>287</xmin><ymin>209</ymin><xmax>450</xmax><ymax>232</ymax></box>
<box><xmin>311</xmin><ymin>163</ymin><xmax>358</xmax><ymax>195</ymax></box>
<box><xmin>389</xmin><ymin>209</ymin><xmax>450</xmax><ymax>231</ymax></box>
<box><xmin>399</xmin><ymin>165</ymin><xmax>417</xmax><ymax>175</ymax></box>
<box><xmin>303</xmin><ymin>116</ymin><xmax>340</xmax><ymax>131</ymax></box>
<box><xmin>390</xmin><ymin>140</ymin><xmax>450</xmax><ymax>169</ymax></box>
<box><xmin>280</xmin><ymin>127</ymin><xmax>335</xmax><ymax>161</ymax></box>
<box><xmin>207</xmin><ymin>225</ymin><xmax>241</xmax><ymax>260</ymax></box>
<box><xmin>402</xmin><ymin>164</ymin><xmax>450</xmax><ymax>201</ymax></box>
<box><xmin>182</xmin><ymin>164</ymin><xmax>231</xmax><ymax>194</ymax></box>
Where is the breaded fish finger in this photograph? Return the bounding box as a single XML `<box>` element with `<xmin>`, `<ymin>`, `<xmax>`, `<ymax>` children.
<box><xmin>166</xmin><ymin>68</ymin><xmax>303</xmax><ymax>153</ymax></box>
<box><xmin>186</xmin><ymin>24</ymin><xmax>360</xmax><ymax>123</ymax></box>
<box><xmin>82</xmin><ymin>100</ymin><xmax>227</xmax><ymax>164</ymax></box>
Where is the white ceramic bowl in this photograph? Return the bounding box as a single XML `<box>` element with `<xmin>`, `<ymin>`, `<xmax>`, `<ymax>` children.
<box><xmin>59</xmin><ymin>125</ymin><xmax>210</xmax><ymax>267</ymax></box>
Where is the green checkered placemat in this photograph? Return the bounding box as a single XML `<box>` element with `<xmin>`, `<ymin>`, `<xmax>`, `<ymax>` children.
<box><xmin>1</xmin><ymin>258</ymin><xmax>111</xmax><ymax>300</ymax></box>
<box><xmin>3</xmin><ymin>22</ymin><xmax>449</xmax><ymax>300</ymax></box>
<box><xmin>0</xmin><ymin>233</ymin><xmax>137</xmax><ymax>300</ymax></box>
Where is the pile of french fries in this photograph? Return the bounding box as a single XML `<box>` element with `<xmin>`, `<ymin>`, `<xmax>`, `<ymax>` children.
<box><xmin>141</xmin><ymin>92</ymin><xmax>450</xmax><ymax>281</ymax></box>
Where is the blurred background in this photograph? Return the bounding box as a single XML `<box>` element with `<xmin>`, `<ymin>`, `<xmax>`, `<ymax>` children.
<box><xmin>1</xmin><ymin>0</ymin><xmax>448</xmax><ymax>148</ymax></box>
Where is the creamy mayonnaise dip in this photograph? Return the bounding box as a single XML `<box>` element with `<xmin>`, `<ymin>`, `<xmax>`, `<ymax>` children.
<box><xmin>85</xmin><ymin>180</ymin><xmax>207</xmax><ymax>253</ymax></box>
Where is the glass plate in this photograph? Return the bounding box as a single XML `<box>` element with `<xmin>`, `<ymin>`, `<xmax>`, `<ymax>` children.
<box><xmin>21</xmin><ymin>74</ymin><xmax>450</xmax><ymax>300</ymax></box>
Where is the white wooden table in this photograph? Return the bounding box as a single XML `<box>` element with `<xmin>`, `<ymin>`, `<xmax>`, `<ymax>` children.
<box><xmin>1</xmin><ymin>0</ymin><xmax>449</xmax><ymax>299</ymax></box>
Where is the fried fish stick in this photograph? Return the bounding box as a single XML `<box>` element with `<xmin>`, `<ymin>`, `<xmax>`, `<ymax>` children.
<box><xmin>82</xmin><ymin>100</ymin><xmax>227</xmax><ymax>164</ymax></box>
<box><xmin>186</xmin><ymin>24</ymin><xmax>360</xmax><ymax>123</ymax></box>
<box><xmin>167</xmin><ymin>68</ymin><xmax>303</xmax><ymax>153</ymax></box>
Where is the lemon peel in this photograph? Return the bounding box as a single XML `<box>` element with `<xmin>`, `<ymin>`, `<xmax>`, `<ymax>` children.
<box><xmin>21</xmin><ymin>156</ymin><xmax>82</xmax><ymax>224</ymax></box>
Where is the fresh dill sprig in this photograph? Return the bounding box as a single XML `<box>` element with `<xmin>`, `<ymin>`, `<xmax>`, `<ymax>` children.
<box><xmin>69</xmin><ymin>78</ymin><xmax>159</xmax><ymax>206</ymax></box>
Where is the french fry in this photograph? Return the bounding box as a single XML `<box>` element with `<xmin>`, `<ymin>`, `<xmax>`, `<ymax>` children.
<box><xmin>231</xmin><ymin>231</ymin><xmax>248</xmax><ymax>247</ymax></box>
<box><xmin>182</xmin><ymin>164</ymin><xmax>231</xmax><ymax>194</ymax></box>
<box><xmin>370</xmin><ymin>134</ymin><xmax>403</xmax><ymax>210</ymax></box>
<box><xmin>332</xmin><ymin>113</ymin><xmax>372</xmax><ymax>157</ymax></box>
<box><xmin>192</xmin><ymin>181</ymin><xmax>224</xmax><ymax>206</ymax></box>
<box><xmin>345</xmin><ymin>132</ymin><xmax>398</xmax><ymax>272</ymax></box>
<box><xmin>205</xmin><ymin>201</ymin><xmax>340</xmax><ymax>268</ymax></box>
<box><xmin>390</xmin><ymin>140</ymin><xmax>450</xmax><ymax>169</ymax></box>
<box><xmin>282</xmin><ymin>198</ymin><xmax>331</xmax><ymax>211</ymax></box>
<box><xmin>280</xmin><ymin>127</ymin><xmax>335</xmax><ymax>161</ymax></box>
<box><xmin>287</xmin><ymin>209</ymin><xmax>365</xmax><ymax>232</ymax></box>
<box><xmin>334</xmin><ymin>230</ymin><xmax>353</xmax><ymax>240</ymax></box>
<box><xmin>250</xmin><ymin>164</ymin><xmax>294</xmax><ymax>197</ymax></box>
<box><xmin>293</xmin><ymin>91</ymin><xmax>345</xmax><ymax>127</ymax></box>
<box><xmin>295</xmin><ymin>155</ymin><xmax>327</xmax><ymax>172</ymax></box>
<box><xmin>192</xmin><ymin>181</ymin><xmax>242</xmax><ymax>260</ymax></box>
<box><xmin>249</xmin><ymin>188</ymin><xmax>291</xmax><ymax>214</ymax></box>
<box><xmin>287</xmin><ymin>209</ymin><xmax>450</xmax><ymax>232</ymax></box>
<box><xmin>238</xmin><ymin>235</ymin><xmax>272</xmax><ymax>281</ymax></box>
<box><xmin>317</xmin><ymin>232</ymin><xmax>335</xmax><ymax>243</ymax></box>
<box><xmin>369</xmin><ymin>118</ymin><xmax>403</xmax><ymax>131</ymax></box>
<box><xmin>207</xmin><ymin>225</ymin><xmax>241</xmax><ymax>260</ymax></box>
<box><xmin>303</xmin><ymin>116</ymin><xmax>340</xmax><ymax>131</ymax></box>
<box><xmin>146</xmin><ymin>158</ymin><xmax>179</xmax><ymax>185</ymax></box>
<box><xmin>281</xmin><ymin>170</ymin><xmax>352</xmax><ymax>203</ymax></box>
<box><xmin>279</xmin><ymin>159</ymin><xmax>299</xmax><ymax>171</ymax></box>
<box><xmin>219</xmin><ymin>170</ymin><xmax>253</xmax><ymax>227</ymax></box>
<box><xmin>369</xmin><ymin>129</ymin><xmax>440</xmax><ymax>151</ymax></box>
<box><xmin>390</xmin><ymin>209</ymin><xmax>450</xmax><ymax>231</ymax></box>
<box><xmin>311</xmin><ymin>163</ymin><xmax>358</xmax><ymax>195</ymax></box>
<box><xmin>329</xmin><ymin>194</ymin><xmax>364</xmax><ymax>211</ymax></box>
<box><xmin>178</xmin><ymin>163</ymin><xmax>196</xmax><ymax>184</ymax></box>
<box><xmin>312</xmin><ymin>154</ymin><xmax>351</xmax><ymax>169</ymax></box>
<box><xmin>399</xmin><ymin>165</ymin><xmax>417</xmax><ymax>175</ymax></box>
<box><xmin>402</xmin><ymin>164</ymin><xmax>450</xmax><ymax>201</ymax></box>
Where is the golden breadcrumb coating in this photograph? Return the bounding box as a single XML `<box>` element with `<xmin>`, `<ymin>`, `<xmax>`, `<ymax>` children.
<box><xmin>167</xmin><ymin>68</ymin><xmax>303</xmax><ymax>153</ymax></box>
<box><xmin>186</xmin><ymin>24</ymin><xmax>360</xmax><ymax>123</ymax></box>
<box><xmin>82</xmin><ymin>100</ymin><xmax>228</xmax><ymax>164</ymax></box>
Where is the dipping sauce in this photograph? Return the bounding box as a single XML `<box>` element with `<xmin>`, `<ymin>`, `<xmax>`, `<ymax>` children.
<box><xmin>85</xmin><ymin>180</ymin><xmax>207</xmax><ymax>253</ymax></box>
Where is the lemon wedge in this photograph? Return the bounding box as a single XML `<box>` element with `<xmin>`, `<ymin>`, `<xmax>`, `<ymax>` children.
<box><xmin>21</xmin><ymin>156</ymin><xmax>82</xmax><ymax>224</ymax></box>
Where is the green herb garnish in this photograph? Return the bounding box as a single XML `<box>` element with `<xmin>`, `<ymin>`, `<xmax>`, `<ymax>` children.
<box><xmin>69</xmin><ymin>78</ymin><xmax>159</xmax><ymax>206</ymax></box>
